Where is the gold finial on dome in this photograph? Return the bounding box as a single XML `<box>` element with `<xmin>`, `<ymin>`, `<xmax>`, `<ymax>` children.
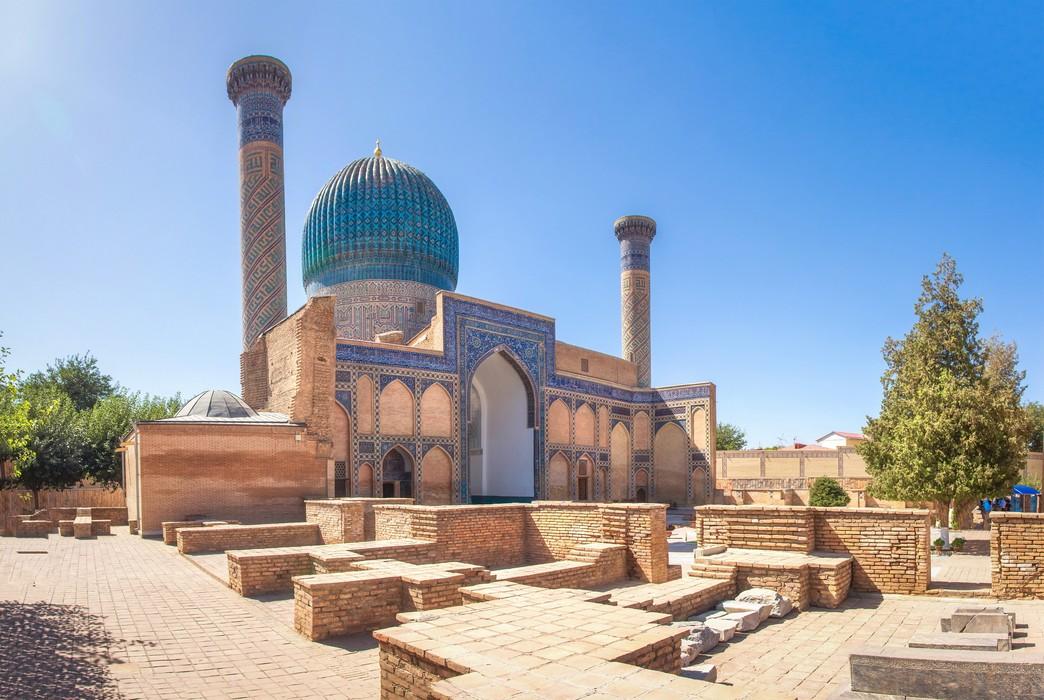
<box><xmin>374</xmin><ymin>138</ymin><xmax>382</xmax><ymax>158</ymax></box>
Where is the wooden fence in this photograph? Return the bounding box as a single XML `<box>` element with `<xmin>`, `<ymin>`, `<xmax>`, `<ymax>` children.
<box><xmin>1</xmin><ymin>485</ymin><xmax>125</xmax><ymax>524</ymax></box>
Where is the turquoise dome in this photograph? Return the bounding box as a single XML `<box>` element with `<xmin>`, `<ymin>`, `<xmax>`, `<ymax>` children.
<box><xmin>302</xmin><ymin>154</ymin><xmax>459</xmax><ymax>294</ymax></box>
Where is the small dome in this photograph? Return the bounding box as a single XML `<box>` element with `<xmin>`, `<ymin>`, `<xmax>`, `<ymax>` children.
<box><xmin>175</xmin><ymin>390</ymin><xmax>258</xmax><ymax>419</ymax></box>
<box><xmin>301</xmin><ymin>153</ymin><xmax>459</xmax><ymax>294</ymax></box>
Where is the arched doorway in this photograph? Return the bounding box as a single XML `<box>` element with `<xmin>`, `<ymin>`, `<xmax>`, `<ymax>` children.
<box><xmin>576</xmin><ymin>456</ymin><xmax>593</xmax><ymax>501</ymax></box>
<box><xmin>468</xmin><ymin>350</ymin><xmax>536</xmax><ymax>502</ymax></box>
<box><xmin>382</xmin><ymin>447</ymin><xmax>413</xmax><ymax>498</ymax></box>
<box><xmin>635</xmin><ymin>469</ymin><xmax>649</xmax><ymax>502</ymax></box>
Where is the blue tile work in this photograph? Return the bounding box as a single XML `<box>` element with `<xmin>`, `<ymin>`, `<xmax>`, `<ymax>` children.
<box><xmin>335</xmin><ymin>391</ymin><xmax>351</xmax><ymax>410</ymax></box>
<box><xmin>302</xmin><ymin>156</ymin><xmax>459</xmax><ymax>294</ymax></box>
<box><xmin>336</xmin><ymin>293</ymin><xmax>714</xmax><ymax>503</ymax></box>
<box><xmin>236</xmin><ymin>91</ymin><xmax>285</xmax><ymax>146</ymax></box>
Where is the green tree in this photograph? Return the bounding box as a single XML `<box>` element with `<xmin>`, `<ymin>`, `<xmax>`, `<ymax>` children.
<box><xmin>22</xmin><ymin>353</ymin><xmax>115</xmax><ymax>411</ymax></box>
<box><xmin>860</xmin><ymin>255</ymin><xmax>1029</xmax><ymax>544</ymax></box>
<box><xmin>0</xmin><ymin>333</ymin><xmax>33</xmax><ymax>473</ymax></box>
<box><xmin>1025</xmin><ymin>402</ymin><xmax>1044</xmax><ymax>453</ymax></box>
<box><xmin>809</xmin><ymin>477</ymin><xmax>851</xmax><ymax>507</ymax></box>
<box><xmin>81</xmin><ymin>393</ymin><xmax>181</xmax><ymax>487</ymax></box>
<box><xmin>6</xmin><ymin>394</ymin><xmax>85</xmax><ymax>510</ymax></box>
<box><xmin>716</xmin><ymin>423</ymin><xmax>747</xmax><ymax>451</ymax></box>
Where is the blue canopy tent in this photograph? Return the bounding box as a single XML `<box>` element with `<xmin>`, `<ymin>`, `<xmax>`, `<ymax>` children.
<box><xmin>1012</xmin><ymin>484</ymin><xmax>1040</xmax><ymax>513</ymax></box>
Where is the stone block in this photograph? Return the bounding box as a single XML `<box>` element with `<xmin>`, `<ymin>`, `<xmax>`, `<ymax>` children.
<box><xmin>940</xmin><ymin>606</ymin><xmax>1015</xmax><ymax>631</ymax></box>
<box><xmin>908</xmin><ymin>632</ymin><xmax>1010</xmax><ymax>652</ymax></box>
<box><xmin>943</xmin><ymin>611</ymin><xmax>1013</xmax><ymax>636</ymax></box>
<box><xmin>689</xmin><ymin>609</ymin><xmax>727</xmax><ymax>622</ymax></box>
<box><xmin>848</xmin><ymin>645</ymin><xmax>1044</xmax><ymax>699</ymax></box>
<box><xmin>679</xmin><ymin>663</ymin><xmax>718</xmax><ymax>682</ymax></box>
<box><xmin>723</xmin><ymin>609</ymin><xmax>760</xmax><ymax>632</ymax></box>
<box><xmin>720</xmin><ymin>599</ymin><xmax>773</xmax><ymax>622</ymax></box>
<box><xmin>682</xmin><ymin>623</ymin><xmax>720</xmax><ymax>658</ymax></box>
<box><xmin>73</xmin><ymin>516</ymin><xmax>92</xmax><ymax>539</ymax></box>
<box><xmin>705</xmin><ymin>617</ymin><xmax>739</xmax><ymax>641</ymax></box>
<box><xmin>736</xmin><ymin>587</ymin><xmax>794</xmax><ymax>618</ymax></box>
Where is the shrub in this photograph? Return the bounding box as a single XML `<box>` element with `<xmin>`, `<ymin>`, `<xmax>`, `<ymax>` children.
<box><xmin>809</xmin><ymin>477</ymin><xmax>851</xmax><ymax>507</ymax></box>
<box><xmin>951</xmin><ymin>537</ymin><xmax>966</xmax><ymax>552</ymax></box>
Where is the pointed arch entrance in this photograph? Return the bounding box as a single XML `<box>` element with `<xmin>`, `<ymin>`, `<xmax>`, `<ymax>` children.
<box><xmin>467</xmin><ymin>349</ymin><xmax>536</xmax><ymax>502</ymax></box>
<box><xmin>382</xmin><ymin>446</ymin><xmax>413</xmax><ymax>498</ymax></box>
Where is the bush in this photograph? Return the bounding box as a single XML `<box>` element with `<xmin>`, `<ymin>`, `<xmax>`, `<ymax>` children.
<box><xmin>951</xmin><ymin>537</ymin><xmax>966</xmax><ymax>552</ymax></box>
<box><xmin>809</xmin><ymin>477</ymin><xmax>851</xmax><ymax>507</ymax></box>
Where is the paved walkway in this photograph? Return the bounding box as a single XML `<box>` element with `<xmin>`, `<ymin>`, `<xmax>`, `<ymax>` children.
<box><xmin>0</xmin><ymin>529</ymin><xmax>379</xmax><ymax>699</ymax></box>
<box><xmin>929</xmin><ymin>528</ymin><xmax>992</xmax><ymax>593</ymax></box>
<box><xmin>705</xmin><ymin>594</ymin><xmax>1044</xmax><ymax>699</ymax></box>
<box><xmin>3</xmin><ymin>529</ymin><xmax>1042</xmax><ymax>700</ymax></box>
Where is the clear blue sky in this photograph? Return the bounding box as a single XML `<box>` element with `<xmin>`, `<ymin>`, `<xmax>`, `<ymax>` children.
<box><xmin>1</xmin><ymin>1</ymin><xmax>1041</xmax><ymax>448</ymax></box>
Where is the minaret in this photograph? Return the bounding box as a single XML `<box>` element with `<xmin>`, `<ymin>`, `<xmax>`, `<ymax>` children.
<box><xmin>614</xmin><ymin>215</ymin><xmax>656</xmax><ymax>387</ymax></box>
<box><xmin>227</xmin><ymin>55</ymin><xmax>292</xmax><ymax>349</ymax></box>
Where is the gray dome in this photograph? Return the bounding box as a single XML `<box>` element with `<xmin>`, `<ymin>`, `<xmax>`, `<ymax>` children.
<box><xmin>175</xmin><ymin>390</ymin><xmax>257</xmax><ymax>419</ymax></box>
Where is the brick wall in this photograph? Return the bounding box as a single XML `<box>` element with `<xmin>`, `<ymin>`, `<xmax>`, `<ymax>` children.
<box><xmin>176</xmin><ymin>523</ymin><xmax>321</xmax><ymax>554</ymax></box>
<box><xmin>129</xmin><ymin>422</ymin><xmax>328</xmax><ymax>535</ymax></box>
<box><xmin>252</xmin><ymin>295</ymin><xmax>336</xmax><ymax>441</ymax></box>
<box><xmin>696</xmin><ymin>505</ymin><xmax>815</xmax><ymax>553</ymax></box>
<box><xmin>370</xmin><ymin>502</ymin><xmax>670</xmax><ymax>581</ymax></box>
<box><xmin>813</xmin><ymin>507</ymin><xmax>930</xmax><ymax>594</ymax></box>
<box><xmin>694</xmin><ymin>505</ymin><xmax>931</xmax><ymax>594</ymax></box>
<box><xmin>524</xmin><ymin>502</ymin><xmax>603</xmax><ymax>561</ymax></box>
<box><xmin>305</xmin><ymin>498</ymin><xmax>412</xmax><ymax>544</ymax></box>
<box><xmin>990</xmin><ymin>512</ymin><xmax>1044</xmax><ymax>599</ymax></box>
<box><xmin>374</xmin><ymin>504</ymin><xmax>527</xmax><ymax>567</ymax></box>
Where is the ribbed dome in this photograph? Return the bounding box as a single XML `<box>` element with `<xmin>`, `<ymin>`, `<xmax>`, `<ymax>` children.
<box><xmin>175</xmin><ymin>390</ymin><xmax>257</xmax><ymax>419</ymax></box>
<box><xmin>302</xmin><ymin>155</ymin><xmax>459</xmax><ymax>294</ymax></box>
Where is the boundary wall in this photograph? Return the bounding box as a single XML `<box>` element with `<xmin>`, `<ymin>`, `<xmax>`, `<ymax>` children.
<box><xmin>990</xmin><ymin>512</ymin><xmax>1044</xmax><ymax>599</ymax></box>
<box><xmin>695</xmin><ymin>505</ymin><xmax>931</xmax><ymax>594</ymax></box>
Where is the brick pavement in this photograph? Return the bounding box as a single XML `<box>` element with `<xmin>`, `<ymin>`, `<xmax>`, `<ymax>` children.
<box><xmin>0</xmin><ymin>528</ymin><xmax>379</xmax><ymax>699</ymax></box>
<box><xmin>704</xmin><ymin>594</ymin><xmax>1044</xmax><ymax>699</ymax></box>
<box><xmin>3</xmin><ymin>528</ymin><xmax>1043</xmax><ymax>699</ymax></box>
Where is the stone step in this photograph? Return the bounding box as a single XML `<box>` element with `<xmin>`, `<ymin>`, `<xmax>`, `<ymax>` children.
<box><xmin>909</xmin><ymin>632</ymin><xmax>1011</xmax><ymax>652</ymax></box>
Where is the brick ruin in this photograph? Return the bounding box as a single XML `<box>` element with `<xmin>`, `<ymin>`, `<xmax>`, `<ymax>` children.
<box><xmin>151</xmin><ymin>499</ymin><xmax>960</xmax><ymax>698</ymax></box>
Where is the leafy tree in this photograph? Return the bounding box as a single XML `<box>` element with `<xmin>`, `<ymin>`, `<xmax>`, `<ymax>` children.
<box><xmin>22</xmin><ymin>353</ymin><xmax>116</xmax><ymax>411</ymax></box>
<box><xmin>0</xmin><ymin>333</ymin><xmax>33</xmax><ymax>474</ymax></box>
<box><xmin>809</xmin><ymin>477</ymin><xmax>851</xmax><ymax>507</ymax></box>
<box><xmin>81</xmin><ymin>393</ymin><xmax>181</xmax><ymax>487</ymax></box>
<box><xmin>716</xmin><ymin>423</ymin><xmax>747</xmax><ymax>451</ymax></box>
<box><xmin>6</xmin><ymin>394</ymin><xmax>85</xmax><ymax>510</ymax></box>
<box><xmin>860</xmin><ymin>255</ymin><xmax>1030</xmax><ymax>543</ymax></box>
<box><xmin>1025</xmin><ymin>401</ymin><xmax>1044</xmax><ymax>453</ymax></box>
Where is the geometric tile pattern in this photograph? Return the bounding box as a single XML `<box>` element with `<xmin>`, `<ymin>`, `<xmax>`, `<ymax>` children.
<box><xmin>615</xmin><ymin>215</ymin><xmax>656</xmax><ymax>388</ymax></box>
<box><xmin>227</xmin><ymin>56</ymin><xmax>292</xmax><ymax>349</ymax></box>
<box><xmin>334</xmin><ymin>293</ymin><xmax>714</xmax><ymax>503</ymax></box>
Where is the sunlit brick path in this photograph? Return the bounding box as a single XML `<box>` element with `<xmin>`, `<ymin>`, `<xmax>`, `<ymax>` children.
<box><xmin>0</xmin><ymin>529</ymin><xmax>379</xmax><ymax>699</ymax></box>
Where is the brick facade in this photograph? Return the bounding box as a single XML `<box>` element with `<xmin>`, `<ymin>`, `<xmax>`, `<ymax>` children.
<box><xmin>123</xmin><ymin>422</ymin><xmax>328</xmax><ymax>536</ymax></box>
<box><xmin>990</xmin><ymin>512</ymin><xmax>1044</xmax><ymax>599</ymax></box>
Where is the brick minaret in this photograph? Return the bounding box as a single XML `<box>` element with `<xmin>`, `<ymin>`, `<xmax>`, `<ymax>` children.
<box><xmin>615</xmin><ymin>215</ymin><xmax>656</xmax><ymax>387</ymax></box>
<box><xmin>227</xmin><ymin>56</ymin><xmax>292</xmax><ymax>349</ymax></box>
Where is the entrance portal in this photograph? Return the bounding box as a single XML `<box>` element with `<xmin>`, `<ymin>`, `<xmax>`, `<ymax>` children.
<box><xmin>382</xmin><ymin>447</ymin><xmax>413</xmax><ymax>498</ymax></box>
<box><xmin>468</xmin><ymin>351</ymin><xmax>536</xmax><ymax>502</ymax></box>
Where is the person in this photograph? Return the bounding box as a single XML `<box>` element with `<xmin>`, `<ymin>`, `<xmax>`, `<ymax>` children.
<box><xmin>980</xmin><ymin>497</ymin><xmax>992</xmax><ymax>529</ymax></box>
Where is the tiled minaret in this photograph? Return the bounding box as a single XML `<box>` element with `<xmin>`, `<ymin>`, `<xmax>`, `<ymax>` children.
<box><xmin>615</xmin><ymin>215</ymin><xmax>656</xmax><ymax>387</ymax></box>
<box><xmin>227</xmin><ymin>56</ymin><xmax>292</xmax><ymax>349</ymax></box>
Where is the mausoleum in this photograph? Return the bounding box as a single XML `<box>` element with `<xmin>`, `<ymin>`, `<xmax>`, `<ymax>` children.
<box><xmin>122</xmin><ymin>55</ymin><xmax>716</xmax><ymax>535</ymax></box>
